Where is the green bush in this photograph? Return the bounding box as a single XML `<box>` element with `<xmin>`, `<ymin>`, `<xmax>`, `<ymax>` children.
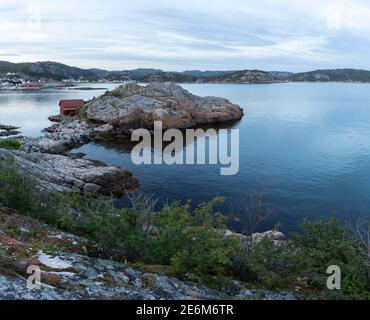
<box><xmin>232</xmin><ymin>238</ymin><xmax>304</xmax><ymax>290</ymax></box>
<box><xmin>147</xmin><ymin>197</ymin><xmax>239</xmax><ymax>287</ymax></box>
<box><xmin>47</xmin><ymin>194</ymin><xmax>239</xmax><ymax>287</ymax></box>
<box><xmin>293</xmin><ymin>218</ymin><xmax>370</xmax><ymax>300</ymax></box>
<box><xmin>232</xmin><ymin>218</ymin><xmax>370</xmax><ymax>299</ymax></box>
<box><xmin>0</xmin><ymin>159</ymin><xmax>38</xmax><ymax>213</ymax></box>
<box><xmin>49</xmin><ymin>193</ymin><xmax>147</xmax><ymax>261</ymax></box>
<box><xmin>0</xmin><ymin>139</ymin><xmax>21</xmax><ymax>150</ymax></box>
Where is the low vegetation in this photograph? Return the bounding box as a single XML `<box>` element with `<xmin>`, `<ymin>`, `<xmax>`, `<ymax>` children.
<box><xmin>0</xmin><ymin>160</ymin><xmax>38</xmax><ymax>213</ymax></box>
<box><xmin>0</xmin><ymin>158</ymin><xmax>369</xmax><ymax>299</ymax></box>
<box><xmin>0</xmin><ymin>139</ymin><xmax>21</xmax><ymax>150</ymax></box>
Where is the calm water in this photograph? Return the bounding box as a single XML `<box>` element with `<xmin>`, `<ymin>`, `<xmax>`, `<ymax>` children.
<box><xmin>2</xmin><ymin>82</ymin><xmax>370</xmax><ymax>232</ymax></box>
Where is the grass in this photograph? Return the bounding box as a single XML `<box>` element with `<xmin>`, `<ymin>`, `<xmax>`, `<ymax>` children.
<box><xmin>0</xmin><ymin>139</ymin><xmax>21</xmax><ymax>150</ymax></box>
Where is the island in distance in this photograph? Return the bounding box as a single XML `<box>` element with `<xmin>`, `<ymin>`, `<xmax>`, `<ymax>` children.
<box><xmin>2</xmin><ymin>61</ymin><xmax>370</xmax><ymax>89</ymax></box>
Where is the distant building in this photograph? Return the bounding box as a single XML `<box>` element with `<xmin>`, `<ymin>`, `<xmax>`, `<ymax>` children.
<box><xmin>59</xmin><ymin>99</ymin><xmax>85</xmax><ymax>116</ymax></box>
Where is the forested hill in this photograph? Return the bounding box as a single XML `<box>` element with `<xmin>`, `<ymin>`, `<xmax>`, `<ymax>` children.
<box><xmin>2</xmin><ymin>61</ymin><xmax>370</xmax><ymax>83</ymax></box>
<box><xmin>288</xmin><ymin>69</ymin><xmax>370</xmax><ymax>82</ymax></box>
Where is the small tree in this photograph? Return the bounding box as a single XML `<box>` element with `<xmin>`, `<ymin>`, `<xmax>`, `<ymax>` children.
<box><xmin>0</xmin><ymin>159</ymin><xmax>38</xmax><ymax>214</ymax></box>
<box><xmin>236</xmin><ymin>191</ymin><xmax>276</xmax><ymax>235</ymax></box>
<box><xmin>127</xmin><ymin>191</ymin><xmax>158</xmax><ymax>236</ymax></box>
<box><xmin>348</xmin><ymin>216</ymin><xmax>370</xmax><ymax>279</ymax></box>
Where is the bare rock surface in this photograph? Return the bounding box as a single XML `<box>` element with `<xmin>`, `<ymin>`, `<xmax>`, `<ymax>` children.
<box><xmin>0</xmin><ymin>149</ymin><xmax>139</xmax><ymax>196</ymax></box>
<box><xmin>225</xmin><ymin>229</ymin><xmax>287</xmax><ymax>246</ymax></box>
<box><xmin>19</xmin><ymin>120</ymin><xmax>93</xmax><ymax>154</ymax></box>
<box><xmin>83</xmin><ymin>82</ymin><xmax>244</xmax><ymax>131</ymax></box>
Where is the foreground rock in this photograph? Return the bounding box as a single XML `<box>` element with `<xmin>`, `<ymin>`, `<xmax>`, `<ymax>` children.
<box><xmin>83</xmin><ymin>82</ymin><xmax>244</xmax><ymax>132</ymax></box>
<box><xmin>0</xmin><ymin>212</ymin><xmax>296</xmax><ymax>300</ymax></box>
<box><xmin>0</xmin><ymin>149</ymin><xmax>139</xmax><ymax>196</ymax></box>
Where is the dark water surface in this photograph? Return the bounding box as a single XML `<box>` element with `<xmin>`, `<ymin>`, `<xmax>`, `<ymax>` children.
<box><xmin>2</xmin><ymin>82</ymin><xmax>370</xmax><ymax>232</ymax></box>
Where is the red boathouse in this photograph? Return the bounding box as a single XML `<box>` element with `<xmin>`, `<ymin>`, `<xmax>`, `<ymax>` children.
<box><xmin>59</xmin><ymin>99</ymin><xmax>86</xmax><ymax>116</ymax></box>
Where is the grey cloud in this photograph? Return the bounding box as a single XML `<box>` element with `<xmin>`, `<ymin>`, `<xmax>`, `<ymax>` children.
<box><xmin>1</xmin><ymin>0</ymin><xmax>370</xmax><ymax>71</ymax></box>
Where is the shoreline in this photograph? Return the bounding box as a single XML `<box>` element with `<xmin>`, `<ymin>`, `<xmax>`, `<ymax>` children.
<box><xmin>3</xmin><ymin>80</ymin><xmax>370</xmax><ymax>92</ymax></box>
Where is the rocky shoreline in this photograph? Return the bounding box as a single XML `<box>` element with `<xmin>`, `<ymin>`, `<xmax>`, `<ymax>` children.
<box><xmin>1</xmin><ymin>83</ymin><xmax>243</xmax><ymax>196</ymax></box>
<box><xmin>0</xmin><ymin>149</ymin><xmax>139</xmax><ymax>196</ymax></box>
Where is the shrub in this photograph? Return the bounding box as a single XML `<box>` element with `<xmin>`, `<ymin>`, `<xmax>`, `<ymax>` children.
<box><xmin>231</xmin><ymin>218</ymin><xmax>370</xmax><ymax>299</ymax></box>
<box><xmin>50</xmin><ymin>193</ymin><xmax>147</xmax><ymax>261</ymax></box>
<box><xmin>0</xmin><ymin>139</ymin><xmax>21</xmax><ymax>150</ymax></box>
<box><xmin>48</xmin><ymin>194</ymin><xmax>239</xmax><ymax>288</ymax></box>
<box><xmin>148</xmin><ymin>197</ymin><xmax>239</xmax><ymax>287</ymax></box>
<box><xmin>234</xmin><ymin>191</ymin><xmax>276</xmax><ymax>235</ymax></box>
<box><xmin>293</xmin><ymin>218</ymin><xmax>370</xmax><ymax>300</ymax></box>
<box><xmin>232</xmin><ymin>238</ymin><xmax>303</xmax><ymax>290</ymax></box>
<box><xmin>0</xmin><ymin>159</ymin><xmax>38</xmax><ymax>213</ymax></box>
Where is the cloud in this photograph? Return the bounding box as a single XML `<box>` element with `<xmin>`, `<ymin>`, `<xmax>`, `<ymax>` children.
<box><xmin>0</xmin><ymin>0</ymin><xmax>370</xmax><ymax>71</ymax></box>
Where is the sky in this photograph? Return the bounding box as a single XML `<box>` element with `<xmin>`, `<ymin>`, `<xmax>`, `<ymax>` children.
<box><xmin>1</xmin><ymin>0</ymin><xmax>370</xmax><ymax>71</ymax></box>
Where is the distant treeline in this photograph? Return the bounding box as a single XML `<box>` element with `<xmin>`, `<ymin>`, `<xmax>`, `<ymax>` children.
<box><xmin>2</xmin><ymin>60</ymin><xmax>370</xmax><ymax>83</ymax></box>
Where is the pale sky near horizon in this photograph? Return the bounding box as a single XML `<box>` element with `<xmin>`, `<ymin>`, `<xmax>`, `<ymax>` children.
<box><xmin>1</xmin><ymin>0</ymin><xmax>370</xmax><ymax>71</ymax></box>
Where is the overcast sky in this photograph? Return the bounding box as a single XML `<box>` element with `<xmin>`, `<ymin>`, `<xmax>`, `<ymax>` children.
<box><xmin>1</xmin><ymin>0</ymin><xmax>370</xmax><ymax>71</ymax></box>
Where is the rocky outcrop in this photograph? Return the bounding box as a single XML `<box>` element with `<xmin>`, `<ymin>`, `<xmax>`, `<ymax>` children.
<box><xmin>225</xmin><ymin>229</ymin><xmax>287</xmax><ymax>246</ymax></box>
<box><xmin>48</xmin><ymin>115</ymin><xmax>64</xmax><ymax>123</ymax></box>
<box><xmin>0</xmin><ymin>212</ymin><xmax>297</xmax><ymax>300</ymax></box>
<box><xmin>0</xmin><ymin>124</ymin><xmax>20</xmax><ymax>137</ymax></box>
<box><xmin>20</xmin><ymin>120</ymin><xmax>93</xmax><ymax>154</ymax></box>
<box><xmin>19</xmin><ymin>83</ymin><xmax>243</xmax><ymax>154</ymax></box>
<box><xmin>0</xmin><ymin>149</ymin><xmax>139</xmax><ymax>196</ymax></box>
<box><xmin>83</xmin><ymin>82</ymin><xmax>244</xmax><ymax>131</ymax></box>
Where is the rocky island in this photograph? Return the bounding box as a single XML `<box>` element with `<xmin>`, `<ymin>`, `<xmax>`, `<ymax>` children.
<box><xmin>84</xmin><ymin>82</ymin><xmax>243</xmax><ymax>131</ymax></box>
<box><xmin>2</xmin><ymin>83</ymin><xmax>243</xmax><ymax>196</ymax></box>
<box><xmin>21</xmin><ymin>82</ymin><xmax>244</xmax><ymax>153</ymax></box>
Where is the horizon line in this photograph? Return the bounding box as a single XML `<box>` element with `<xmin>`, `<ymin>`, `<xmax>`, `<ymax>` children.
<box><xmin>1</xmin><ymin>60</ymin><xmax>370</xmax><ymax>74</ymax></box>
